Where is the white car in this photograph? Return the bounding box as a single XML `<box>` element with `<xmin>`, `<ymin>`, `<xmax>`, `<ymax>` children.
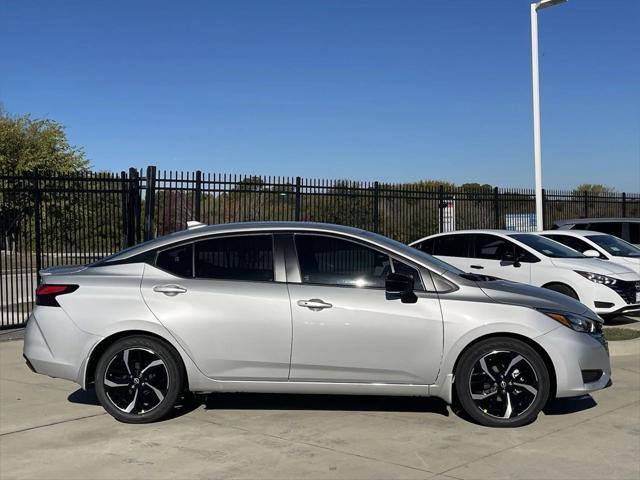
<box><xmin>410</xmin><ymin>230</ymin><xmax>640</xmax><ymax>319</ymax></box>
<box><xmin>538</xmin><ymin>230</ymin><xmax>640</xmax><ymax>272</ymax></box>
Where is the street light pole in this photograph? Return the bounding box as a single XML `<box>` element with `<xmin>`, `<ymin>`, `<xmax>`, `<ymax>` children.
<box><xmin>530</xmin><ymin>0</ymin><xmax>566</xmax><ymax>231</ymax></box>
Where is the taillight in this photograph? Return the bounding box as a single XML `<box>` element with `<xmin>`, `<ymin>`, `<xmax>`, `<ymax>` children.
<box><xmin>35</xmin><ymin>284</ymin><xmax>79</xmax><ymax>307</ymax></box>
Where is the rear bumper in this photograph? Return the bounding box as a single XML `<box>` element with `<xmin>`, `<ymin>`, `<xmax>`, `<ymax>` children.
<box><xmin>536</xmin><ymin>326</ymin><xmax>611</xmax><ymax>398</ymax></box>
<box><xmin>23</xmin><ymin>307</ymin><xmax>101</xmax><ymax>385</ymax></box>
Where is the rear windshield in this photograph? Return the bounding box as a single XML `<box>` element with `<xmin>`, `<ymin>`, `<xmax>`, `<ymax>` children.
<box><xmin>510</xmin><ymin>234</ymin><xmax>585</xmax><ymax>258</ymax></box>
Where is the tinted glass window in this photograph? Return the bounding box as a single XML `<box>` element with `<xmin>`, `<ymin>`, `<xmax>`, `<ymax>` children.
<box><xmin>591</xmin><ymin>222</ymin><xmax>623</xmax><ymax>237</ymax></box>
<box><xmin>589</xmin><ymin>234</ymin><xmax>640</xmax><ymax>257</ymax></box>
<box><xmin>433</xmin><ymin>235</ymin><xmax>470</xmax><ymax>257</ymax></box>
<box><xmin>629</xmin><ymin>223</ymin><xmax>640</xmax><ymax>245</ymax></box>
<box><xmin>473</xmin><ymin>234</ymin><xmax>509</xmax><ymax>260</ymax></box>
<box><xmin>391</xmin><ymin>258</ymin><xmax>424</xmax><ymax>291</ymax></box>
<box><xmin>156</xmin><ymin>244</ymin><xmax>193</xmax><ymax>277</ymax></box>
<box><xmin>195</xmin><ymin>235</ymin><xmax>274</xmax><ymax>281</ymax></box>
<box><xmin>510</xmin><ymin>234</ymin><xmax>584</xmax><ymax>258</ymax></box>
<box><xmin>413</xmin><ymin>238</ymin><xmax>435</xmax><ymax>254</ymax></box>
<box><xmin>295</xmin><ymin>235</ymin><xmax>391</xmax><ymax>288</ymax></box>
<box><xmin>542</xmin><ymin>234</ymin><xmax>594</xmax><ymax>254</ymax></box>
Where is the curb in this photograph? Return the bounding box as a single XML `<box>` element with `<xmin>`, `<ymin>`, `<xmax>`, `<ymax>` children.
<box><xmin>608</xmin><ymin>337</ymin><xmax>640</xmax><ymax>357</ymax></box>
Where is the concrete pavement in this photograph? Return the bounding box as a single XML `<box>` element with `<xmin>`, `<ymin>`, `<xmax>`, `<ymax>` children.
<box><xmin>1</xmin><ymin>339</ymin><xmax>639</xmax><ymax>480</ymax></box>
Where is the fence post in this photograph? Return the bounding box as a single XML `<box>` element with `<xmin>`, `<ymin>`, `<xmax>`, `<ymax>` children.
<box><xmin>32</xmin><ymin>172</ymin><xmax>43</xmax><ymax>283</ymax></box>
<box><xmin>438</xmin><ymin>185</ymin><xmax>444</xmax><ymax>233</ymax></box>
<box><xmin>541</xmin><ymin>188</ymin><xmax>547</xmax><ymax>230</ymax></box>
<box><xmin>493</xmin><ymin>187</ymin><xmax>500</xmax><ymax>229</ymax></box>
<box><xmin>120</xmin><ymin>171</ymin><xmax>128</xmax><ymax>248</ymax></box>
<box><xmin>622</xmin><ymin>192</ymin><xmax>627</xmax><ymax>217</ymax></box>
<box><xmin>583</xmin><ymin>190</ymin><xmax>588</xmax><ymax>218</ymax></box>
<box><xmin>294</xmin><ymin>176</ymin><xmax>301</xmax><ymax>221</ymax></box>
<box><xmin>373</xmin><ymin>181</ymin><xmax>380</xmax><ymax>233</ymax></box>
<box><xmin>144</xmin><ymin>166</ymin><xmax>157</xmax><ymax>241</ymax></box>
<box><xmin>194</xmin><ymin>170</ymin><xmax>202</xmax><ymax>222</ymax></box>
<box><xmin>127</xmin><ymin>168</ymin><xmax>139</xmax><ymax>246</ymax></box>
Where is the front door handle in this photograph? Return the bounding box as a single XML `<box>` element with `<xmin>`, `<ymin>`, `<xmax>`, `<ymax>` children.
<box><xmin>153</xmin><ymin>284</ymin><xmax>187</xmax><ymax>296</ymax></box>
<box><xmin>297</xmin><ymin>299</ymin><xmax>333</xmax><ymax>310</ymax></box>
<box><xmin>470</xmin><ymin>265</ymin><xmax>484</xmax><ymax>270</ymax></box>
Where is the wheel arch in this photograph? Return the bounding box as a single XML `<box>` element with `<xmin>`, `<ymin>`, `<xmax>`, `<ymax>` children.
<box><xmin>541</xmin><ymin>282</ymin><xmax>579</xmax><ymax>301</ymax></box>
<box><xmin>84</xmin><ymin>330</ymin><xmax>187</xmax><ymax>389</ymax></box>
<box><xmin>451</xmin><ymin>332</ymin><xmax>557</xmax><ymax>399</ymax></box>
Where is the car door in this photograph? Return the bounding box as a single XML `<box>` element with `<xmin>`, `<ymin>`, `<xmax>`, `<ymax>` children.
<box><xmin>141</xmin><ymin>234</ymin><xmax>292</xmax><ymax>380</ymax></box>
<box><xmin>287</xmin><ymin>233</ymin><xmax>443</xmax><ymax>385</ymax></box>
<box><xmin>469</xmin><ymin>234</ymin><xmax>532</xmax><ymax>283</ymax></box>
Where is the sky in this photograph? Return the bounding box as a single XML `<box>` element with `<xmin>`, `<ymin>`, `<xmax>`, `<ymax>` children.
<box><xmin>1</xmin><ymin>0</ymin><xmax>639</xmax><ymax>191</ymax></box>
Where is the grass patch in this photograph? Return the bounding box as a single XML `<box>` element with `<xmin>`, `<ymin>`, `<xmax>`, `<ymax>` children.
<box><xmin>604</xmin><ymin>328</ymin><xmax>640</xmax><ymax>341</ymax></box>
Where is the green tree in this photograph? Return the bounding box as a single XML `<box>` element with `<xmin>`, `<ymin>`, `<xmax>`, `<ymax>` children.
<box><xmin>574</xmin><ymin>183</ymin><xmax>615</xmax><ymax>194</ymax></box>
<box><xmin>0</xmin><ymin>108</ymin><xmax>89</xmax><ymax>174</ymax></box>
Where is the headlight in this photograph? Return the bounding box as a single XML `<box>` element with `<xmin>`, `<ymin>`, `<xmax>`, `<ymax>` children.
<box><xmin>575</xmin><ymin>271</ymin><xmax>617</xmax><ymax>286</ymax></box>
<box><xmin>539</xmin><ymin>310</ymin><xmax>601</xmax><ymax>334</ymax></box>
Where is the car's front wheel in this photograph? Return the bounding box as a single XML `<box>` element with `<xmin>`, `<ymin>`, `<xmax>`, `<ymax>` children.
<box><xmin>95</xmin><ymin>335</ymin><xmax>184</xmax><ymax>423</ymax></box>
<box><xmin>455</xmin><ymin>337</ymin><xmax>550</xmax><ymax>427</ymax></box>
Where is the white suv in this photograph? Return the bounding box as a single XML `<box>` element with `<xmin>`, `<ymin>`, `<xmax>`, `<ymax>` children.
<box><xmin>410</xmin><ymin>230</ymin><xmax>640</xmax><ymax>319</ymax></box>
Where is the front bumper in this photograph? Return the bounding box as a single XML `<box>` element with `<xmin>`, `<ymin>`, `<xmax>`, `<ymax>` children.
<box><xmin>536</xmin><ymin>325</ymin><xmax>611</xmax><ymax>398</ymax></box>
<box><xmin>23</xmin><ymin>307</ymin><xmax>101</xmax><ymax>385</ymax></box>
<box><xmin>589</xmin><ymin>280</ymin><xmax>640</xmax><ymax>315</ymax></box>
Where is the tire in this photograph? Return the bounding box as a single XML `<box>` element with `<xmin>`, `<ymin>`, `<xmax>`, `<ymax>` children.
<box><xmin>95</xmin><ymin>335</ymin><xmax>184</xmax><ymax>423</ymax></box>
<box><xmin>543</xmin><ymin>283</ymin><xmax>579</xmax><ymax>300</ymax></box>
<box><xmin>455</xmin><ymin>337</ymin><xmax>550</xmax><ymax>428</ymax></box>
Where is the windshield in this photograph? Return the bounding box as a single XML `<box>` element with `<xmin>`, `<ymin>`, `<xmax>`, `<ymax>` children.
<box><xmin>589</xmin><ymin>235</ymin><xmax>640</xmax><ymax>257</ymax></box>
<box><xmin>510</xmin><ymin>234</ymin><xmax>585</xmax><ymax>258</ymax></box>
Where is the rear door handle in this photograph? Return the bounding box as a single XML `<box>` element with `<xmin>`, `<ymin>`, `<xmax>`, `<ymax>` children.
<box><xmin>153</xmin><ymin>284</ymin><xmax>187</xmax><ymax>296</ymax></box>
<box><xmin>470</xmin><ymin>265</ymin><xmax>484</xmax><ymax>270</ymax></box>
<box><xmin>297</xmin><ymin>299</ymin><xmax>333</xmax><ymax>310</ymax></box>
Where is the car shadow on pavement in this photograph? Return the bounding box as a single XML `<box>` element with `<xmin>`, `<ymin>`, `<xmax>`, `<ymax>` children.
<box><xmin>606</xmin><ymin>315</ymin><xmax>639</xmax><ymax>326</ymax></box>
<box><xmin>68</xmin><ymin>388</ymin><xmax>100</xmax><ymax>406</ymax></box>
<box><xmin>543</xmin><ymin>395</ymin><xmax>597</xmax><ymax>415</ymax></box>
<box><xmin>200</xmin><ymin>392</ymin><xmax>450</xmax><ymax>416</ymax></box>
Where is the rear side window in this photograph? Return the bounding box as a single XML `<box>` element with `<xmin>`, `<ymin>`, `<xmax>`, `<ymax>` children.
<box><xmin>591</xmin><ymin>222</ymin><xmax>623</xmax><ymax>237</ymax></box>
<box><xmin>195</xmin><ymin>235</ymin><xmax>274</xmax><ymax>282</ymax></box>
<box><xmin>432</xmin><ymin>235</ymin><xmax>470</xmax><ymax>257</ymax></box>
<box><xmin>295</xmin><ymin>235</ymin><xmax>391</xmax><ymax>288</ymax></box>
<box><xmin>156</xmin><ymin>244</ymin><xmax>193</xmax><ymax>277</ymax></box>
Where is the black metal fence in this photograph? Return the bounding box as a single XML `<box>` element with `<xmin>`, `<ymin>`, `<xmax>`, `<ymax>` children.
<box><xmin>2</xmin><ymin>166</ymin><xmax>639</xmax><ymax>328</ymax></box>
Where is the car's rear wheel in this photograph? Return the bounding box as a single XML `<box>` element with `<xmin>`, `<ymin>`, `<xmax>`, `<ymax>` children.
<box><xmin>455</xmin><ymin>337</ymin><xmax>550</xmax><ymax>427</ymax></box>
<box><xmin>95</xmin><ymin>335</ymin><xmax>183</xmax><ymax>423</ymax></box>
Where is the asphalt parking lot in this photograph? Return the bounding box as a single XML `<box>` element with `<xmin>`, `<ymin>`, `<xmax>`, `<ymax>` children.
<box><xmin>1</xmin><ymin>339</ymin><xmax>639</xmax><ymax>480</ymax></box>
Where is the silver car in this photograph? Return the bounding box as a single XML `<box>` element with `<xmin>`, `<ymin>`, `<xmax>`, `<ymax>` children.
<box><xmin>23</xmin><ymin>222</ymin><xmax>611</xmax><ymax>427</ymax></box>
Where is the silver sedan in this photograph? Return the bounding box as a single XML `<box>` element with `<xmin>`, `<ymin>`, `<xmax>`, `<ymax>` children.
<box><xmin>23</xmin><ymin>222</ymin><xmax>611</xmax><ymax>427</ymax></box>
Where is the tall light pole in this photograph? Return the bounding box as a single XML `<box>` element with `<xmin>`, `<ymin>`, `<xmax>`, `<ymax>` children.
<box><xmin>530</xmin><ymin>0</ymin><xmax>566</xmax><ymax>231</ymax></box>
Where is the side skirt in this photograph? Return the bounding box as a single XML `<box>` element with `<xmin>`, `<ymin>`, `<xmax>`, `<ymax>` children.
<box><xmin>191</xmin><ymin>378</ymin><xmax>452</xmax><ymax>403</ymax></box>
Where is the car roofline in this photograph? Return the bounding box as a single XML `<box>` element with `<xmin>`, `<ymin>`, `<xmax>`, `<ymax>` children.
<box><xmin>99</xmin><ymin>221</ymin><xmax>455</xmax><ymax>275</ymax></box>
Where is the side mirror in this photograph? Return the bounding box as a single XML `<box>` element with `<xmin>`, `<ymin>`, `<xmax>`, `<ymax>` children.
<box><xmin>583</xmin><ymin>249</ymin><xmax>600</xmax><ymax>258</ymax></box>
<box><xmin>501</xmin><ymin>250</ymin><xmax>522</xmax><ymax>267</ymax></box>
<box><xmin>385</xmin><ymin>273</ymin><xmax>417</xmax><ymax>303</ymax></box>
